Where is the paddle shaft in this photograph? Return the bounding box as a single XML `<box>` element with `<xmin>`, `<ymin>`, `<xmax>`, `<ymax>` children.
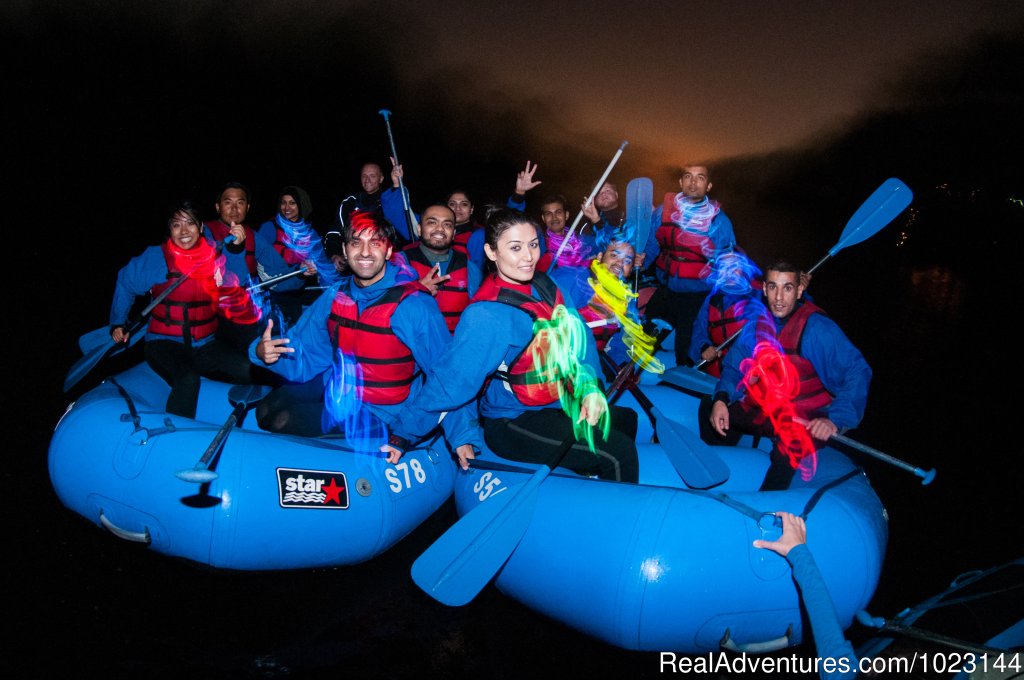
<box><xmin>248</xmin><ymin>267</ymin><xmax>306</xmax><ymax>292</ymax></box>
<box><xmin>196</xmin><ymin>406</ymin><xmax>243</xmax><ymax>470</ymax></box>
<box><xmin>378</xmin><ymin>109</ymin><xmax>420</xmax><ymax>239</ymax></box>
<box><xmin>551</xmin><ymin>141</ymin><xmax>628</xmax><ymax>267</ymax></box>
<box><xmin>830</xmin><ymin>432</ymin><xmax>936</xmax><ymax>485</ymax></box>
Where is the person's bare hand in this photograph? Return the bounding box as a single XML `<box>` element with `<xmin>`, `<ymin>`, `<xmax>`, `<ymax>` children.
<box><xmin>753</xmin><ymin>511</ymin><xmax>807</xmax><ymax>557</ymax></box>
<box><xmin>255</xmin><ymin>318</ymin><xmax>293</xmax><ymax>365</ymax></box>
<box><xmin>515</xmin><ymin>160</ymin><xmax>541</xmax><ymax>195</ymax></box>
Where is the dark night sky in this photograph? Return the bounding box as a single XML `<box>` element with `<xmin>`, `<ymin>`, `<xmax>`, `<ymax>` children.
<box><xmin>7</xmin><ymin>0</ymin><xmax>1023</xmax><ymax>224</ymax></box>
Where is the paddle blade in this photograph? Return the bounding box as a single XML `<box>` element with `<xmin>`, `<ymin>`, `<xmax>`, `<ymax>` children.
<box><xmin>64</xmin><ymin>342</ymin><xmax>116</xmax><ymax>392</ymax></box>
<box><xmin>176</xmin><ymin>467</ymin><xmax>219</xmax><ymax>484</ymax></box>
<box><xmin>625</xmin><ymin>177</ymin><xmax>654</xmax><ymax>251</ymax></box>
<box><xmin>79</xmin><ymin>326</ymin><xmax>114</xmax><ymax>353</ymax></box>
<box><xmin>661</xmin><ymin>365</ymin><xmax>719</xmax><ymax>396</ymax></box>
<box><xmin>650</xmin><ymin>405</ymin><xmax>730</xmax><ymax>489</ymax></box>
<box><xmin>831</xmin><ymin>178</ymin><xmax>913</xmax><ymax>256</ymax></box>
<box><xmin>412</xmin><ymin>480</ymin><xmax>541</xmax><ymax>606</ymax></box>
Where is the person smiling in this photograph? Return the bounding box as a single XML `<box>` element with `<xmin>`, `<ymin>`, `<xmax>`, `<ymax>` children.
<box><xmin>255</xmin><ymin>185</ymin><xmax>338</xmax><ymax>323</ymax></box>
<box><xmin>109</xmin><ymin>200</ymin><xmax>259</xmax><ymax>418</ymax></box>
<box><xmin>646</xmin><ymin>164</ymin><xmax>738</xmax><ymax>366</ymax></box>
<box><xmin>699</xmin><ymin>260</ymin><xmax>871</xmax><ymax>490</ymax></box>
<box><xmin>249</xmin><ymin>211</ymin><xmax>474</xmax><ymax>463</ymax></box>
<box><xmin>396</xmin><ymin>204</ymin><xmax>477</xmax><ymax>333</ymax></box>
<box><xmin>384</xmin><ymin>208</ymin><xmax>639</xmax><ymax>482</ymax></box>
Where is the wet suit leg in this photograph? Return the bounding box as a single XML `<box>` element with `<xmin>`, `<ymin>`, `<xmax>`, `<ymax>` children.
<box><xmin>255</xmin><ymin>378</ymin><xmax>327</xmax><ymax>436</ymax></box>
<box><xmin>643</xmin><ymin>287</ymin><xmax>707</xmax><ymax>366</ymax></box>
<box><xmin>144</xmin><ymin>340</ymin><xmax>201</xmax><ymax>419</ymax></box>
<box><xmin>697</xmin><ymin>397</ymin><xmax>795</xmax><ymax>491</ymax></box>
<box><xmin>483</xmin><ymin>406</ymin><xmax>639</xmax><ymax>483</ymax></box>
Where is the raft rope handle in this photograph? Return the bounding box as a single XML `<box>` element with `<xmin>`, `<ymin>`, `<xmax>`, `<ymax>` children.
<box><xmin>109</xmin><ymin>377</ymin><xmax>141</xmax><ymax>431</ymax></box>
<box><xmin>798</xmin><ymin>468</ymin><xmax>862</xmax><ymax>519</ymax></box>
<box><xmin>467</xmin><ymin>460</ymin><xmax>864</xmax><ymax>531</ymax></box>
<box><xmin>108</xmin><ymin>377</ymin><xmax>177</xmax><ymax>444</ymax></box>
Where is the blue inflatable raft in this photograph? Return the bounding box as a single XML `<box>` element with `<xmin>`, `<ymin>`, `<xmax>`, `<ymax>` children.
<box><xmin>453</xmin><ymin>386</ymin><xmax>888</xmax><ymax>653</ymax></box>
<box><xmin>49</xmin><ymin>363</ymin><xmax>457</xmax><ymax>570</ymax></box>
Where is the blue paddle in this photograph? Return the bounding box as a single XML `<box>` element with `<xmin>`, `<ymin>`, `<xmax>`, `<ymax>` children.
<box><xmin>600</xmin><ymin>352</ymin><xmax>728</xmax><ymax>489</ymax></box>
<box><xmin>664</xmin><ymin>177</ymin><xmax>914</xmax><ymax>394</ymax></box>
<box><xmin>819</xmin><ymin>428</ymin><xmax>936</xmax><ymax>485</ymax></box>
<box><xmin>411</xmin><ymin>431</ymin><xmax>578</xmax><ymax>606</ymax></box>
<box><xmin>175</xmin><ymin>383</ymin><xmax>271</xmax><ymax>484</ymax></box>
<box><xmin>379</xmin><ymin>109</ymin><xmax>420</xmax><ymax>240</ymax></box>
<box><xmin>64</xmin><ymin>236</ymin><xmax>235</xmax><ymax>392</ymax></box>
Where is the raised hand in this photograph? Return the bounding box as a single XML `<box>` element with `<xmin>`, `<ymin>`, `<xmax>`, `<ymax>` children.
<box><xmin>515</xmin><ymin>160</ymin><xmax>542</xmax><ymax>195</ymax></box>
<box><xmin>254</xmin><ymin>318</ymin><xmax>293</xmax><ymax>365</ymax></box>
<box><xmin>390</xmin><ymin>156</ymin><xmax>404</xmax><ymax>188</ymax></box>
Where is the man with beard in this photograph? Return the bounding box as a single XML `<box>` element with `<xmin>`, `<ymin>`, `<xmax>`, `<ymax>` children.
<box><xmin>645</xmin><ymin>165</ymin><xmax>738</xmax><ymax>366</ymax></box>
<box><xmin>250</xmin><ymin>212</ymin><xmax>473</xmax><ymax>459</ymax></box>
<box><xmin>700</xmin><ymin>261</ymin><xmax>871</xmax><ymax>491</ymax></box>
<box><xmin>397</xmin><ymin>204</ymin><xmax>476</xmax><ymax>334</ymax></box>
<box><xmin>550</xmin><ymin>230</ymin><xmax>638</xmax><ymax>356</ymax></box>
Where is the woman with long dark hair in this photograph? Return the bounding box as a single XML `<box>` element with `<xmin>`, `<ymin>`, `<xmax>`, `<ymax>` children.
<box><xmin>385</xmin><ymin>207</ymin><xmax>638</xmax><ymax>482</ymax></box>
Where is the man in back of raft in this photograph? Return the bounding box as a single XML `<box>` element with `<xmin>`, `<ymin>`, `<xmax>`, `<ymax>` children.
<box><xmin>249</xmin><ymin>211</ymin><xmax>476</xmax><ymax>462</ymax></box>
<box><xmin>699</xmin><ymin>260</ymin><xmax>871</xmax><ymax>491</ymax></box>
<box><xmin>644</xmin><ymin>165</ymin><xmax>737</xmax><ymax>367</ymax></box>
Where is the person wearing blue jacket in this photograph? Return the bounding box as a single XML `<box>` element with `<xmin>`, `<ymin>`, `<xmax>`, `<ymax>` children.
<box><xmin>323</xmin><ymin>162</ymin><xmax>412</xmax><ymax>257</ymax></box>
<box><xmin>754</xmin><ymin>512</ymin><xmax>859</xmax><ymax>679</ymax></box>
<box><xmin>383</xmin><ymin>208</ymin><xmax>639</xmax><ymax>482</ymax></box>
<box><xmin>203</xmin><ymin>182</ymin><xmax>305</xmax><ymax>358</ymax></box>
<box><xmin>701</xmin><ymin>261</ymin><xmax>871</xmax><ymax>490</ymax></box>
<box><xmin>250</xmin><ymin>211</ymin><xmax>476</xmax><ymax>464</ymax></box>
<box><xmin>110</xmin><ymin>200</ymin><xmax>259</xmax><ymax>418</ymax></box>
<box><xmin>645</xmin><ymin>165</ymin><xmax>737</xmax><ymax>365</ymax></box>
<box><xmin>255</xmin><ymin>185</ymin><xmax>339</xmax><ymax>325</ymax></box>
<box><xmin>550</xmin><ymin>228</ymin><xmax>639</xmax><ymax>367</ymax></box>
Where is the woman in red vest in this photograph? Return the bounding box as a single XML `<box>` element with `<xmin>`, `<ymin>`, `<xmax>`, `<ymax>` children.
<box><xmin>109</xmin><ymin>201</ymin><xmax>258</xmax><ymax>418</ymax></box>
<box><xmin>386</xmin><ymin>208</ymin><xmax>639</xmax><ymax>482</ymax></box>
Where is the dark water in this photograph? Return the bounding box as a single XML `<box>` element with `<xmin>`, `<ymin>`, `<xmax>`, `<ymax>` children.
<box><xmin>12</xmin><ymin>225</ymin><xmax>1020</xmax><ymax>679</ymax></box>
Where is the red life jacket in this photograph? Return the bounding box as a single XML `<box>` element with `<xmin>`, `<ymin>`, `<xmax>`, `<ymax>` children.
<box><xmin>452</xmin><ymin>223</ymin><xmax>479</xmax><ymax>254</ymax></box>
<box><xmin>654</xmin><ymin>193</ymin><xmax>718</xmax><ymax>280</ymax></box>
<box><xmin>704</xmin><ymin>293</ymin><xmax>748</xmax><ymax>377</ymax></box>
<box><xmin>205</xmin><ymin>220</ymin><xmax>258</xmax><ymax>275</ymax></box>
<box><xmin>473</xmin><ymin>272</ymin><xmax>571</xmax><ymax>408</ymax></box>
<box><xmin>148</xmin><ymin>239</ymin><xmax>220</xmax><ymax>343</ymax></box>
<box><xmin>577</xmin><ymin>298</ymin><xmax>619</xmax><ymax>352</ymax></box>
<box><xmin>401</xmin><ymin>245</ymin><xmax>470</xmax><ymax>334</ymax></box>
<box><xmin>326</xmin><ymin>282</ymin><xmax>427</xmax><ymax>406</ymax></box>
<box><xmin>742</xmin><ymin>302</ymin><xmax>833</xmax><ymax>417</ymax></box>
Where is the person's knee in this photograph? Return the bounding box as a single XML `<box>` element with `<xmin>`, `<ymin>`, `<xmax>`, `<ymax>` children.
<box><xmin>256</xmin><ymin>403</ymin><xmax>290</xmax><ymax>433</ymax></box>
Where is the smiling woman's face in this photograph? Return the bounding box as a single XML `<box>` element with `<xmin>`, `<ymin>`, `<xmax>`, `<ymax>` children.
<box><xmin>169</xmin><ymin>211</ymin><xmax>201</xmax><ymax>249</ymax></box>
<box><xmin>485</xmin><ymin>221</ymin><xmax>540</xmax><ymax>285</ymax></box>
